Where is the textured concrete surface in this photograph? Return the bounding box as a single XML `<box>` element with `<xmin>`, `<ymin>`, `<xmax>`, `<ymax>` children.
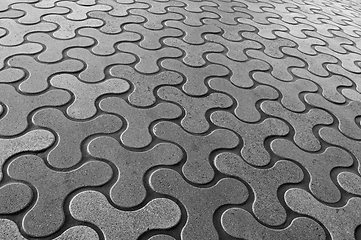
<box><xmin>0</xmin><ymin>0</ymin><xmax>361</xmax><ymax>239</ymax></box>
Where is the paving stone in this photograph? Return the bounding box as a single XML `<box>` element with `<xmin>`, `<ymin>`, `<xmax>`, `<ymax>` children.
<box><xmin>211</xmin><ymin>110</ymin><xmax>289</xmax><ymax>166</ymax></box>
<box><xmin>87</xmin><ymin>136</ymin><xmax>182</xmax><ymax>207</ymax></box>
<box><xmin>209</xmin><ymin>78</ymin><xmax>278</xmax><ymax>123</ymax></box>
<box><xmin>240</xmin><ymin>0</ymin><xmax>273</xmax><ymax>12</ymax></box>
<box><xmin>0</xmin><ymin>183</ymin><xmax>32</xmax><ymax>214</ymax></box>
<box><xmin>341</xmin><ymin>88</ymin><xmax>361</xmax><ymax>102</ymax></box>
<box><xmin>332</xmin><ymin>29</ymin><xmax>361</xmax><ymax>53</ymax></box>
<box><xmin>304</xmin><ymin>30</ymin><xmax>353</xmax><ymax>54</ymax></box>
<box><xmin>305</xmin><ymin>92</ymin><xmax>361</xmax><ymax>140</ymax></box>
<box><xmin>43</xmin><ymin>14</ymin><xmax>103</xmax><ymax>39</ymax></box>
<box><xmin>241</xmin><ymin>31</ymin><xmax>296</xmax><ymax>58</ymax></box>
<box><xmin>32</xmin><ymin>108</ymin><xmax>122</xmax><ymax>168</ymax></box>
<box><xmin>70</xmin><ymin>190</ymin><xmax>181</xmax><ymax>240</ymax></box>
<box><xmin>0</xmin><ymin>9</ymin><xmax>23</xmax><ymax>18</ymax></box>
<box><xmin>319</xmin><ymin>126</ymin><xmax>361</xmax><ymax>175</ymax></box>
<box><xmin>0</xmin><ymin>219</ymin><xmax>26</xmax><ymax>240</ymax></box>
<box><xmin>274</xmin><ymin>31</ymin><xmax>326</xmax><ymax>55</ymax></box>
<box><xmin>0</xmin><ymin>0</ymin><xmax>37</xmax><ymax>12</ymax></box>
<box><xmin>268</xmin><ymin>18</ymin><xmax>317</xmax><ymax>38</ymax></box>
<box><xmin>202</xmin><ymin>19</ymin><xmax>255</xmax><ymax>42</ymax></box>
<box><xmin>165</xmin><ymin>20</ymin><xmax>221</xmax><ymax>44</ymax></box>
<box><xmin>153</xmin><ymin>121</ymin><xmax>238</xmax><ymax>184</ymax></box>
<box><xmin>27</xmin><ymin>33</ymin><xmax>94</xmax><ymax>63</ymax></box>
<box><xmin>8</xmin><ymin>56</ymin><xmax>84</xmax><ymax>93</ymax></box>
<box><xmin>261</xmin><ymin>100</ymin><xmax>333</xmax><ymax>152</ymax></box>
<box><xmin>99</xmin><ymin>0</ymin><xmax>149</xmax><ymax>17</ymax></box>
<box><xmin>237</xmin><ymin>18</ymin><xmax>288</xmax><ymax>39</ymax></box>
<box><xmin>50</xmin><ymin>74</ymin><xmax>129</xmax><ymax>119</ymax></box>
<box><xmin>315</xmin><ymin>45</ymin><xmax>361</xmax><ymax>73</ymax></box>
<box><xmin>109</xmin><ymin>64</ymin><xmax>183</xmax><ymax>107</ymax></box>
<box><xmin>271</xmin><ymin>139</ymin><xmax>353</xmax><ymax>203</ymax></box>
<box><xmin>215</xmin><ymin>152</ymin><xmax>302</xmax><ymax>226</ymax></box>
<box><xmin>35</xmin><ymin>0</ymin><xmax>61</xmax><ymax>8</ymax></box>
<box><xmin>292</xmin><ymin>68</ymin><xmax>352</xmax><ymax>104</ymax></box>
<box><xmin>252</xmin><ymin>72</ymin><xmax>318</xmax><ymax>112</ymax></box>
<box><xmin>161</xmin><ymin>58</ymin><xmax>228</xmax><ymax>96</ymax></box>
<box><xmin>157</xmin><ymin>86</ymin><xmax>232</xmax><ymax>133</ymax></box>
<box><xmin>0</xmin><ymin>68</ymin><xmax>25</xmax><ymax>83</ymax></box>
<box><xmin>88</xmin><ymin>11</ymin><xmax>145</xmax><ymax>34</ymax></box>
<box><xmin>295</xmin><ymin>18</ymin><xmax>340</xmax><ymax>37</ymax></box>
<box><xmin>0</xmin><ymin>19</ymin><xmax>57</xmax><ymax>46</ymax></box>
<box><xmin>233</xmin><ymin>7</ymin><xmax>280</xmax><ymax>24</ymax></box>
<box><xmin>222</xmin><ymin>208</ymin><xmax>326</xmax><ymax>240</ymax></box>
<box><xmin>175</xmin><ymin>0</ymin><xmax>217</xmax><ymax>12</ymax></box>
<box><xmin>124</xmin><ymin>24</ymin><xmax>182</xmax><ymax>50</ymax></box>
<box><xmin>337</xmin><ymin>172</ymin><xmax>361</xmax><ymax>196</ymax></box>
<box><xmin>77</xmin><ymin>0</ymin><xmax>97</xmax><ymax>6</ymax></box>
<box><xmin>262</xmin><ymin>6</ymin><xmax>307</xmax><ymax>24</ymax></box>
<box><xmin>77</xmin><ymin>28</ymin><xmax>140</xmax><ymax>55</ymax></box>
<box><xmin>0</xmin><ymin>43</ymin><xmax>43</xmax><ymax>69</ymax></box>
<box><xmin>285</xmin><ymin>188</ymin><xmax>361</xmax><ymax>240</ymax></box>
<box><xmin>148</xmin><ymin>235</ymin><xmax>175</xmax><ymax>240</ymax></box>
<box><xmin>207</xmin><ymin>0</ymin><xmax>246</xmax><ymax>12</ymax></box>
<box><xmin>8</xmin><ymin>155</ymin><xmax>112</xmax><ymax>237</ymax></box>
<box><xmin>99</xmin><ymin>97</ymin><xmax>182</xmax><ymax>148</ymax></box>
<box><xmin>11</xmin><ymin>3</ymin><xmax>69</xmax><ymax>24</ymax></box>
<box><xmin>67</xmin><ymin>48</ymin><xmax>136</xmax><ymax>82</ymax></box>
<box><xmin>205</xmin><ymin>34</ymin><xmax>262</xmax><ymax>62</ymax></box>
<box><xmin>130</xmin><ymin>9</ymin><xmax>182</xmax><ymax>30</ymax></box>
<box><xmin>0</xmin><ymin>85</ymin><xmax>70</xmax><ymax>136</ymax></box>
<box><xmin>163</xmin><ymin>37</ymin><xmax>224</xmax><ymax>67</ymax></box>
<box><xmin>326</xmin><ymin>63</ymin><xmax>361</xmax><ymax>92</ymax></box>
<box><xmin>0</xmin><ymin>129</ymin><xmax>54</xmax><ymax>179</ymax></box>
<box><xmin>246</xmin><ymin>49</ymin><xmax>305</xmax><ymax>81</ymax></box>
<box><xmin>118</xmin><ymin>42</ymin><xmax>182</xmax><ymax>74</ymax></box>
<box><xmin>56</xmin><ymin>1</ymin><xmax>111</xmax><ymax>20</ymax></box>
<box><xmin>202</xmin><ymin>6</ymin><xmax>250</xmax><ymax>25</ymax></box>
<box><xmin>167</xmin><ymin>6</ymin><xmax>218</xmax><ymax>26</ymax></box>
<box><xmin>55</xmin><ymin>226</ymin><xmax>99</xmax><ymax>240</ymax></box>
<box><xmin>150</xmin><ymin>168</ymin><xmax>249</xmax><ymax>240</ymax></box>
<box><xmin>206</xmin><ymin>53</ymin><xmax>269</xmax><ymax>88</ymax></box>
<box><xmin>137</xmin><ymin>0</ymin><xmax>184</xmax><ymax>14</ymax></box>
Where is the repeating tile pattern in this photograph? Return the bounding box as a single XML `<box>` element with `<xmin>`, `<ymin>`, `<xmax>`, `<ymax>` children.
<box><xmin>0</xmin><ymin>0</ymin><xmax>361</xmax><ymax>239</ymax></box>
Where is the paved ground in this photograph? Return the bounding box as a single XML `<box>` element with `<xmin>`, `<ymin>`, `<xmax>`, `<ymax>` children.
<box><xmin>1</xmin><ymin>0</ymin><xmax>361</xmax><ymax>239</ymax></box>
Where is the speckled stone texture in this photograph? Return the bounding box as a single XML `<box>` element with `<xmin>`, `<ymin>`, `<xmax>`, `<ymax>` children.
<box><xmin>1</xmin><ymin>0</ymin><xmax>361</xmax><ymax>239</ymax></box>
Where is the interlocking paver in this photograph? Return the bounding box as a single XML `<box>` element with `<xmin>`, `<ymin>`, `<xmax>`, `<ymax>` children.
<box><xmin>27</xmin><ymin>32</ymin><xmax>94</xmax><ymax>62</ymax></box>
<box><xmin>99</xmin><ymin>97</ymin><xmax>182</xmax><ymax>148</ymax></box>
<box><xmin>8</xmin><ymin>55</ymin><xmax>84</xmax><ymax>93</ymax></box>
<box><xmin>157</xmin><ymin>86</ymin><xmax>233</xmax><ymax>133</ymax></box>
<box><xmin>209</xmin><ymin>77</ymin><xmax>278</xmax><ymax>123</ymax></box>
<box><xmin>150</xmin><ymin>168</ymin><xmax>249</xmax><ymax>240</ymax></box>
<box><xmin>305</xmin><ymin>92</ymin><xmax>361</xmax><ymax>140</ymax></box>
<box><xmin>0</xmin><ymin>183</ymin><xmax>32</xmax><ymax>214</ymax></box>
<box><xmin>261</xmin><ymin>100</ymin><xmax>333</xmax><ymax>152</ymax></box>
<box><xmin>222</xmin><ymin>209</ymin><xmax>326</xmax><ymax>240</ymax></box>
<box><xmin>285</xmin><ymin>188</ymin><xmax>361</xmax><ymax>240</ymax></box>
<box><xmin>32</xmin><ymin>108</ymin><xmax>122</xmax><ymax>168</ymax></box>
<box><xmin>253</xmin><ymin>72</ymin><xmax>318</xmax><ymax>112</ymax></box>
<box><xmin>8</xmin><ymin>155</ymin><xmax>113</xmax><ymax>237</ymax></box>
<box><xmin>1</xmin><ymin>0</ymin><xmax>361</xmax><ymax>238</ymax></box>
<box><xmin>161</xmin><ymin>58</ymin><xmax>228</xmax><ymax>96</ymax></box>
<box><xmin>211</xmin><ymin>111</ymin><xmax>289</xmax><ymax>166</ymax></box>
<box><xmin>206</xmin><ymin>53</ymin><xmax>269</xmax><ymax>88</ymax></box>
<box><xmin>110</xmin><ymin>64</ymin><xmax>183</xmax><ymax>106</ymax></box>
<box><xmin>0</xmin><ymin>19</ymin><xmax>56</xmax><ymax>46</ymax></box>
<box><xmin>87</xmin><ymin>136</ymin><xmax>182</xmax><ymax>207</ymax></box>
<box><xmin>215</xmin><ymin>152</ymin><xmax>303</xmax><ymax>226</ymax></box>
<box><xmin>78</xmin><ymin>28</ymin><xmax>141</xmax><ymax>55</ymax></box>
<box><xmin>153</xmin><ymin>121</ymin><xmax>239</xmax><ymax>184</ymax></box>
<box><xmin>67</xmin><ymin>48</ymin><xmax>136</xmax><ymax>82</ymax></box>
<box><xmin>70</xmin><ymin>190</ymin><xmax>181</xmax><ymax>240</ymax></box>
<box><xmin>118</xmin><ymin>42</ymin><xmax>182</xmax><ymax>74</ymax></box>
<box><xmin>50</xmin><ymin>73</ymin><xmax>130</xmax><ymax>119</ymax></box>
<box><xmin>124</xmin><ymin>24</ymin><xmax>182</xmax><ymax>50</ymax></box>
<box><xmin>43</xmin><ymin>15</ymin><xmax>103</xmax><ymax>39</ymax></box>
<box><xmin>271</xmin><ymin>139</ymin><xmax>353</xmax><ymax>203</ymax></box>
<box><xmin>0</xmin><ymin>85</ymin><xmax>70</xmax><ymax>136</ymax></box>
<box><xmin>163</xmin><ymin>37</ymin><xmax>224</xmax><ymax>67</ymax></box>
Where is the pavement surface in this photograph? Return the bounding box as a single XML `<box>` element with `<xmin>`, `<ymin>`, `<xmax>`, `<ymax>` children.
<box><xmin>1</xmin><ymin>0</ymin><xmax>361</xmax><ymax>239</ymax></box>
